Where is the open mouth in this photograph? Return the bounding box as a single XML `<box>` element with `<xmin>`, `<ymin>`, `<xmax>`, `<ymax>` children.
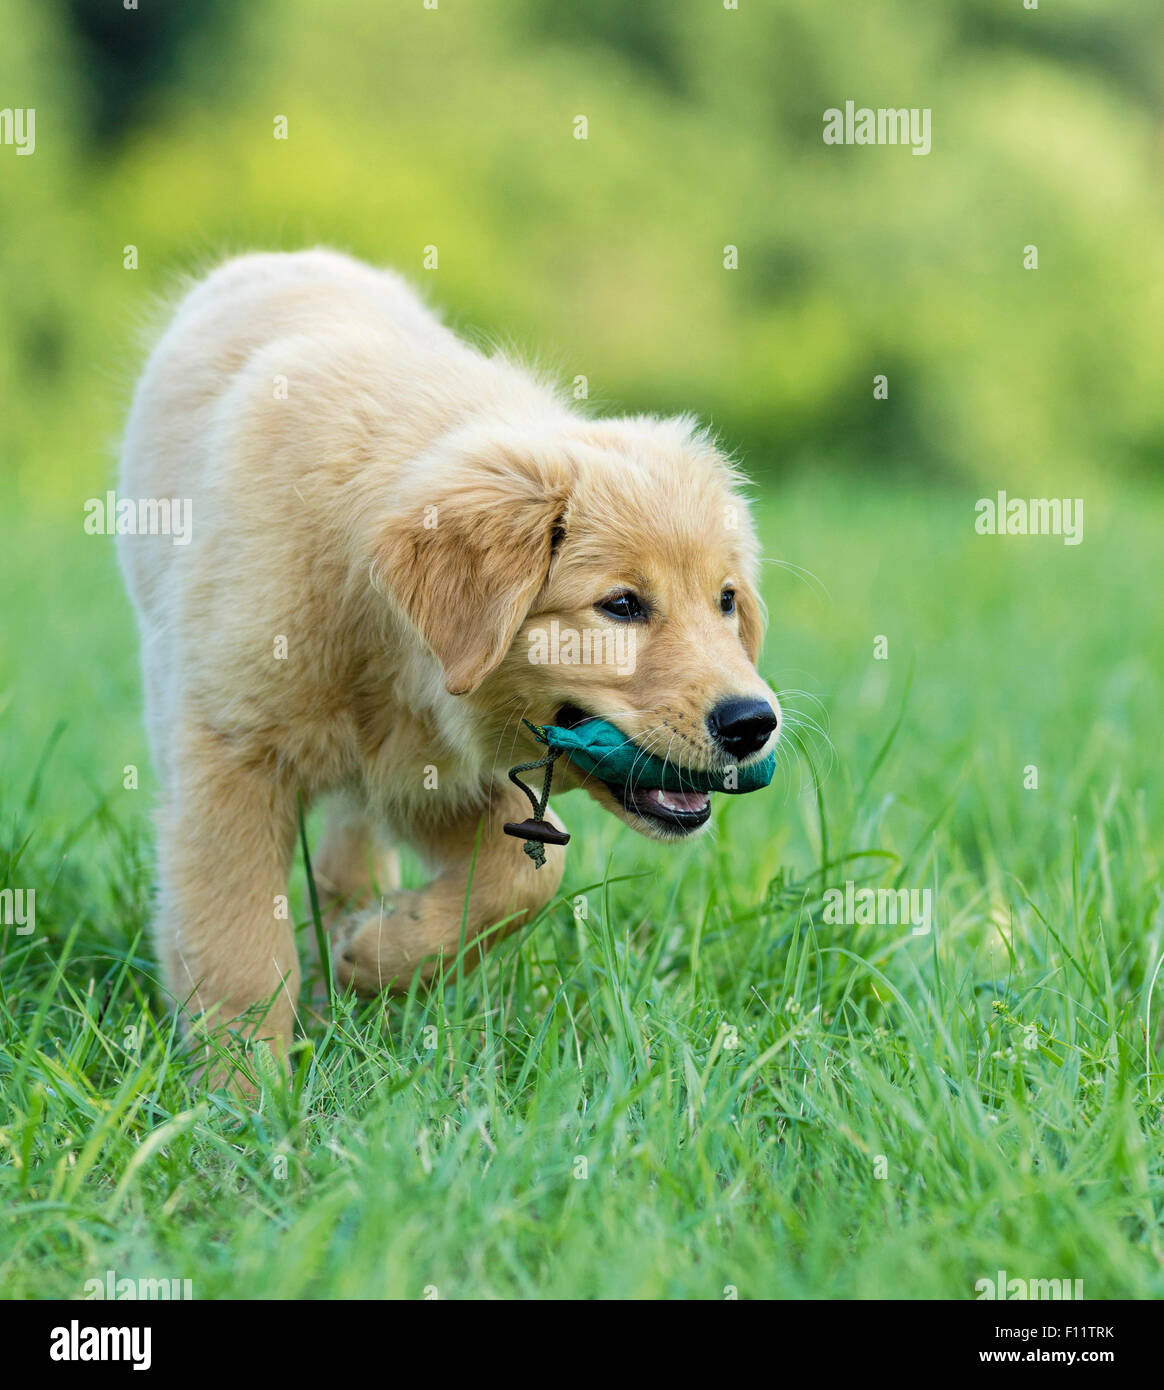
<box><xmin>556</xmin><ymin>704</ymin><xmax>713</xmax><ymax>834</ymax></box>
<box><xmin>608</xmin><ymin>781</ymin><xmax>712</xmax><ymax>831</ymax></box>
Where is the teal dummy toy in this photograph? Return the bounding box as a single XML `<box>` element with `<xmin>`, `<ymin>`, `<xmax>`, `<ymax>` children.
<box><xmin>504</xmin><ymin>717</ymin><xmax>776</xmax><ymax>866</ymax></box>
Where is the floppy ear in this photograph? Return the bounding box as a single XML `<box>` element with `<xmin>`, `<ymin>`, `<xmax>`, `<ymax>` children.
<box><xmin>373</xmin><ymin>442</ymin><xmax>571</xmax><ymax>695</ymax></box>
<box><xmin>724</xmin><ymin>493</ymin><xmax>765</xmax><ymax>664</ymax></box>
<box><xmin>734</xmin><ymin>576</ymin><xmax>765</xmax><ymax>665</ymax></box>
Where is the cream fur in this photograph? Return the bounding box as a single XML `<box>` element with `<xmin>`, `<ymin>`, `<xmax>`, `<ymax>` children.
<box><xmin>118</xmin><ymin>249</ymin><xmax>779</xmax><ymax>1067</ymax></box>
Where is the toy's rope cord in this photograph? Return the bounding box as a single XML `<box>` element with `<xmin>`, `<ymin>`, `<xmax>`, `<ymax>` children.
<box><xmin>507</xmin><ymin>723</ymin><xmax>559</xmax><ymax>866</ymax></box>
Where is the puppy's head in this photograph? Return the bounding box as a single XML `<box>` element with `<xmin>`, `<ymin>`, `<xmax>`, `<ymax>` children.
<box><xmin>374</xmin><ymin>415</ymin><xmax>779</xmax><ymax>840</ymax></box>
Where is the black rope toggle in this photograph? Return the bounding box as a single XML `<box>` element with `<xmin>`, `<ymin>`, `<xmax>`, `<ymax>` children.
<box><xmin>503</xmin><ymin>724</ymin><xmax>570</xmax><ymax>867</ymax></box>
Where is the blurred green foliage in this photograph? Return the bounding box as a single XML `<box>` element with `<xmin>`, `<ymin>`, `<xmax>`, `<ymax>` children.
<box><xmin>1</xmin><ymin>0</ymin><xmax>1162</xmax><ymax>515</ymax></box>
<box><xmin>59</xmin><ymin>0</ymin><xmax>239</xmax><ymax>144</ymax></box>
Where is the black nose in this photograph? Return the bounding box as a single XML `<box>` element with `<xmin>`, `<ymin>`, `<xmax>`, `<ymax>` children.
<box><xmin>707</xmin><ymin>697</ymin><xmax>777</xmax><ymax>759</ymax></box>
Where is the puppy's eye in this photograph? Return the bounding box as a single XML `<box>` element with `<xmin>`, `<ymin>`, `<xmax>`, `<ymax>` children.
<box><xmin>720</xmin><ymin>588</ymin><xmax>736</xmax><ymax>615</ymax></box>
<box><xmin>597</xmin><ymin>591</ymin><xmax>647</xmax><ymax>622</ymax></box>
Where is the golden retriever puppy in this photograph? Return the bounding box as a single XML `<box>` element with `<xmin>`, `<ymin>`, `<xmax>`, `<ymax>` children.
<box><xmin>118</xmin><ymin>249</ymin><xmax>780</xmax><ymax>1061</ymax></box>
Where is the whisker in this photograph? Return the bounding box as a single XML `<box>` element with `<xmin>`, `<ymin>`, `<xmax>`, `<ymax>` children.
<box><xmin>759</xmin><ymin>555</ymin><xmax>832</xmax><ymax>604</ymax></box>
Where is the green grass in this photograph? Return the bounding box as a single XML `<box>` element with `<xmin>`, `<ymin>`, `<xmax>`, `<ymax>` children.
<box><xmin>2</xmin><ymin>473</ymin><xmax>1163</xmax><ymax>1299</ymax></box>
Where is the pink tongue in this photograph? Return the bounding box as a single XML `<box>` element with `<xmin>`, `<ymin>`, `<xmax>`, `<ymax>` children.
<box><xmin>644</xmin><ymin>788</ymin><xmax>709</xmax><ymax>813</ymax></box>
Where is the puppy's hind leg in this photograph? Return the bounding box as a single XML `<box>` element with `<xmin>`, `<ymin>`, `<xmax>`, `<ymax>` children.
<box><xmin>304</xmin><ymin>795</ymin><xmax>401</xmax><ymax>1007</ymax></box>
<box><xmin>312</xmin><ymin>793</ymin><xmax>401</xmax><ymax>927</ymax></box>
